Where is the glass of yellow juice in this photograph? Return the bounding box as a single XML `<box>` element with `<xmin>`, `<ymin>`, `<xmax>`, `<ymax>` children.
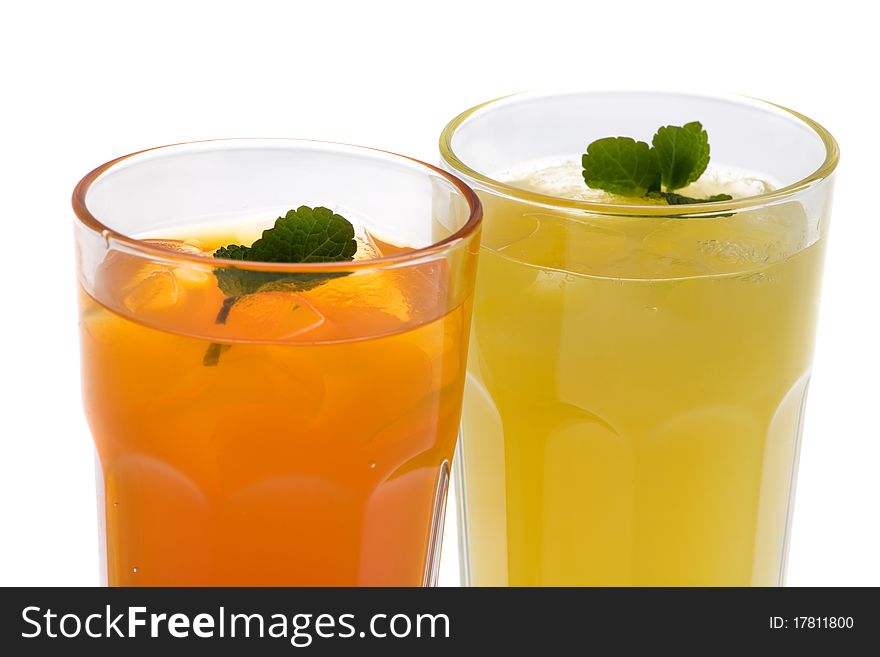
<box><xmin>440</xmin><ymin>92</ymin><xmax>838</xmax><ymax>586</ymax></box>
<box><xmin>73</xmin><ymin>140</ymin><xmax>481</xmax><ymax>586</ymax></box>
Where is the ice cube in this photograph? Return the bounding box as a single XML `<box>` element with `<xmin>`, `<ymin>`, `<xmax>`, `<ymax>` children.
<box><xmin>98</xmin><ymin>239</ymin><xmax>213</xmax><ymax>315</ymax></box>
<box><xmin>223</xmin><ymin>292</ymin><xmax>325</xmax><ymax>340</ymax></box>
<box><xmin>353</xmin><ymin>226</ymin><xmax>383</xmax><ymax>261</ymax></box>
<box><xmin>123</xmin><ymin>269</ymin><xmax>180</xmax><ymax>312</ymax></box>
<box><xmin>307</xmin><ymin>269</ymin><xmax>412</xmax><ymax>323</ymax></box>
<box><xmin>602</xmin><ymin>248</ymin><xmax>714</xmax><ymax>279</ymax></box>
<box><xmin>678</xmin><ymin>169</ymin><xmax>774</xmax><ymax>200</ymax></box>
<box><xmin>641</xmin><ymin>203</ymin><xmax>808</xmax><ymax>275</ymax></box>
<box><xmin>736</xmin><ymin>202</ymin><xmax>809</xmax><ymax>256</ymax></box>
<box><xmin>504</xmin><ymin>159</ymin><xmax>614</xmax><ymax>202</ymax></box>
<box><xmin>495</xmin><ymin>212</ymin><xmax>629</xmax><ymax>275</ymax></box>
<box><xmin>142</xmin><ymin>238</ymin><xmax>210</xmax><ymax>255</ymax></box>
<box><xmin>143</xmin><ymin>239</ymin><xmax>212</xmax><ymax>285</ymax></box>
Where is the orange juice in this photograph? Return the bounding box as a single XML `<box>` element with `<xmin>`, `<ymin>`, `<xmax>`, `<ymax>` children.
<box><xmin>78</xmin><ymin>230</ymin><xmax>472</xmax><ymax>586</ymax></box>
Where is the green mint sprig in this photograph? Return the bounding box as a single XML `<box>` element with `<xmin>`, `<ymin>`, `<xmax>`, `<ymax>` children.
<box><xmin>203</xmin><ymin>206</ymin><xmax>357</xmax><ymax>366</ymax></box>
<box><xmin>212</xmin><ymin>205</ymin><xmax>357</xmax><ymax>298</ymax></box>
<box><xmin>582</xmin><ymin>121</ymin><xmax>732</xmax><ymax>205</ymax></box>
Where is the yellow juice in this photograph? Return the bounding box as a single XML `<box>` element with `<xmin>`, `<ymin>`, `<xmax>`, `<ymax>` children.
<box><xmin>458</xmin><ymin>161</ymin><xmax>827</xmax><ymax>586</ymax></box>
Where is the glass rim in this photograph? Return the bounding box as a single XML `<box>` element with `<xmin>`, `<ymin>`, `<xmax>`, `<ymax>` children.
<box><xmin>439</xmin><ymin>90</ymin><xmax>840</xmax><ymax>217</ymax></box>
<box><xmin>72</xmin><ymin>138</ymin><xmax>483</xmax><ymax>272</ymax></box>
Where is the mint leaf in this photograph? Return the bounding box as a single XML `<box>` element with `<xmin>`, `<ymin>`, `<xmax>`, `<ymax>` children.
<box><xmin>582</xmin><ymin>122</ymin><xmax>730</xmax><ymax>205</ymax></box>
<box><xmin>249</xmin><ymin>206</ymin><xmax>357</xmax><ymax>263</ymax></box>
<box><xmin>206</xmin><ymin>206</ymin><xmax>357</xmax><ymax>365</ymax></box>
<box><xmin>582</xmin><ymin>137</ymin><xmax>660</xmax><ymax>197</ymax></box>
<box><xmin>213</xmin><ymin>244</ymin><xmax>250</xmax><ymax>260</ymax></box>
<box><xmin>212</xmin><ymin>206</ymin><xmax>357</xmax><ymax>300</ymax></box>
<box><xmin>651</xmin><ymin>121</ymin><xmax>710</xmax><ymax>191</ymax></box>
<box><xmin>662</xmin><ymin>192</ymin><xmax>733</xmax><ymax>205</ymax></box>
<box><xmin>213</xmin><ymin>268</ymin><xmax>346</xmax><ymax>298</ymax></box>
<box><xmin>203</xmin><ymin>343</ymin><xmax>231</xmax><ymax>367</ymax></box>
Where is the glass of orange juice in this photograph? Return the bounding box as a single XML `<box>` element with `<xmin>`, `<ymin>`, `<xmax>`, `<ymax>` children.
<box><xmin>73</xmin><ymin>140</ymin><xmax>481</xmax><ymax>586</ymax></box>
<box><xmin>441</xmin><ymin>92</ymin><xmax>838</xmax><ymax>586</ymax></box>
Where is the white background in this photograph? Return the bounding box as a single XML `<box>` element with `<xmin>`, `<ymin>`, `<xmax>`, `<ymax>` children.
<box><xmin>1</xmin><ymin>0</ymin><xmax>877</xmax><ymax>586</ymax></box>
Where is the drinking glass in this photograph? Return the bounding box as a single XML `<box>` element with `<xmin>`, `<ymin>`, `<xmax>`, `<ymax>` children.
<box><xmin>73</xmin><ymin>139</ymin><xmax>481</xmax><ymax>586</ymax></box>
<box><xmin>440</xmin><ymin>91</ymin><xmax>837</xmax><ymax>586</ymax></box>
